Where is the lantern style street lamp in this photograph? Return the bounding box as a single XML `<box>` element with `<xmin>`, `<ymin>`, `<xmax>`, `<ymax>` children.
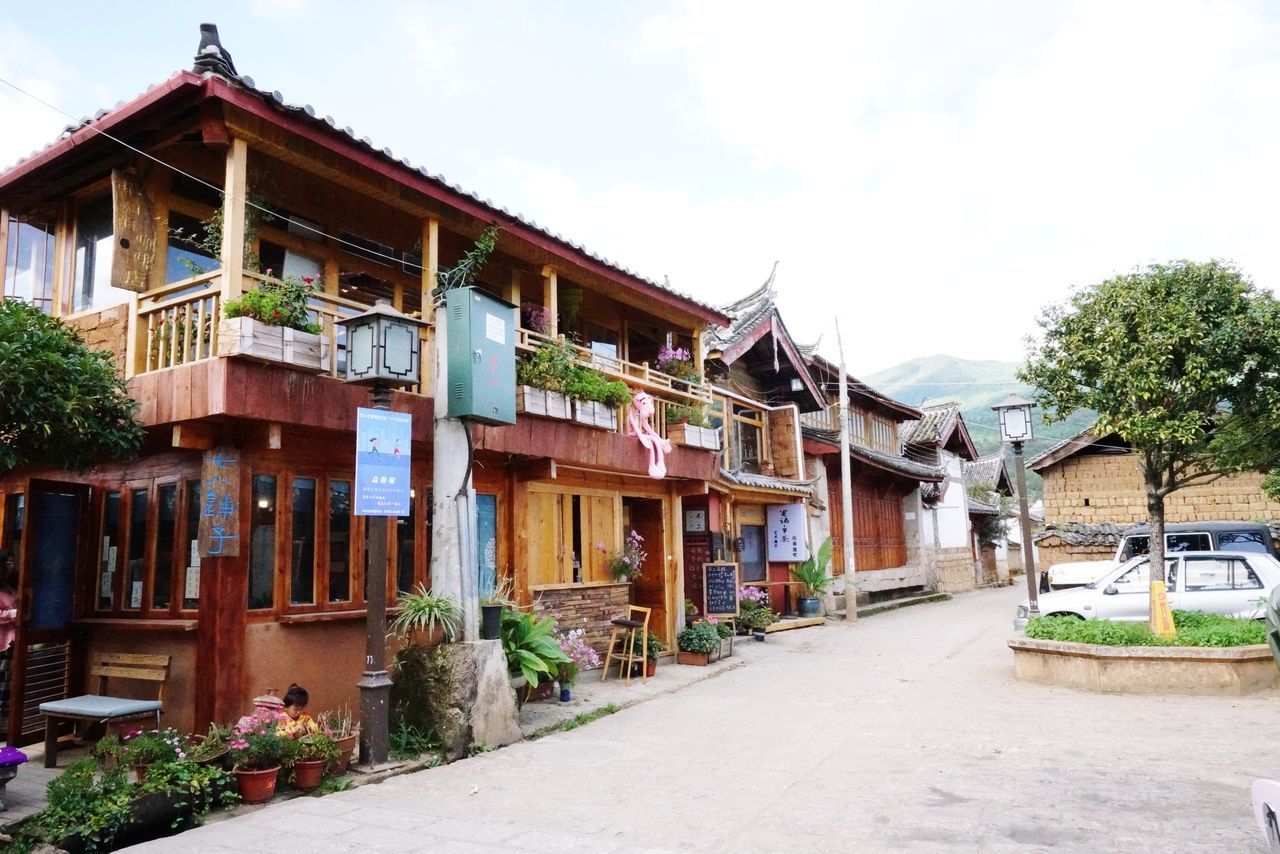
<box><xmin>992</xmin><ymin>393</ymin><xmax>1040</xmax><ymax>619</ymax></box>
<box><xmin>336</xmin><ymin>299</ymin><xmax>428</xmax><ymax>768</ymax></box>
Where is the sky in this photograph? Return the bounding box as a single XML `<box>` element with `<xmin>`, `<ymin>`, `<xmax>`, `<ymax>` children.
<box><xmin>3</xmin><ymin>1</ymin><xmax>1279</xmax><ymax>374</ymax></box>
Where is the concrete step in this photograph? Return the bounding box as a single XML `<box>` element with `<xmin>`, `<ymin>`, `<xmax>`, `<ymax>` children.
<box><xmin>826</xmin><ymin>591</ymin><xmax>953</xmax><ymax>621</ymax></box>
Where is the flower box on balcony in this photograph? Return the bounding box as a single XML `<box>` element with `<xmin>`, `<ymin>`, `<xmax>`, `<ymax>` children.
<box><xmin>216</xmin><ymin>316</ymin><xmax>330</xmax><ymax>373</ymax></box>
<box><xmin>515</xmin><ymin>386</ymin><xmax>572</xmax><ymax>420</ymax></box>
<box><xmin>668</xmin><ymin>423</ymin><xmax>721</xmax><ymax>451</ymax></box>
<box><xmin>573</xmin><ymin>400</ymin><xmax>619</xmax><ymax>431</ymax></box>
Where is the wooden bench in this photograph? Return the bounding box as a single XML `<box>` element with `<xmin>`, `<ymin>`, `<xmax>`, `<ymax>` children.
<box><xmin>38</xmin><ymin>653</ymin><xmax>170</xmax><ymax>768</ymax></box>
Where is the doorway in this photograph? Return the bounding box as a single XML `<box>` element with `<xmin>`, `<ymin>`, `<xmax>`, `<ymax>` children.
<box><xmin>6</xmin><ymin>481</ymin><xmax>89</xmax><ymax>746</ymax></box>
<box><xmin>625</xmin><ymin>498</ymin><xmax>671</xmax><ymax>646</ymax></box>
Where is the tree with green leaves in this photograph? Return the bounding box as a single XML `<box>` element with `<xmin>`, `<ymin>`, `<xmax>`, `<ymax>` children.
<box><xmin>1020</xmin><ymin>260</ymin><xmax>1280</xmax><ymax>633</ymax></box>
<box><xmin>0</xmin><ymin>299</ymin><xmax>144</xmax><ymax>472</ymax></box>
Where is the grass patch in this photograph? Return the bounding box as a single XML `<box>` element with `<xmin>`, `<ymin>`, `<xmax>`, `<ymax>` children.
<box><xmin>532</xmin><ymin>703</ymin><xmax>622</xmax><ymax>739</ymax></box>
<box><xmin>1026</xmin><ymin>610</ymin><xmax>1266</xmax><ymax>647</ymax></box>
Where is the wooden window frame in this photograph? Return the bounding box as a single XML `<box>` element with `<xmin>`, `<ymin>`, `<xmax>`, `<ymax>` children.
<box><xmin>93</xmin><ymin>476</ymin><xmax>197</xmax><ymax>620</ymax></box>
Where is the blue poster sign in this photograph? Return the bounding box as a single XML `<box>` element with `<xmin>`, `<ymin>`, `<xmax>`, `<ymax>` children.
<box><xmin>355</xmin><ymin>408</ymin><xmax>412</xmax><ymax>516</ymax></box>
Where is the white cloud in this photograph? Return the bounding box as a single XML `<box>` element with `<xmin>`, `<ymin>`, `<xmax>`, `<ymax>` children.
<box><xmin>0</xmin><ymin>23</ymin><xmax>84</xmax><ymax>171</ymax></box>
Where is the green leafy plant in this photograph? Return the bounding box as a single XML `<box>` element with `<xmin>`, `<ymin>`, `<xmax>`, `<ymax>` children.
<box><xmin>389</xmin><ymin>585</ymin><xmax>461</xmax><ymax>641</ymax></box>
<box><xmin>16</xmin><ymin>758</ymin><xmax>135</xmax><ymax>852</ymax></box>
<box><xmin>739</xmin><ymin>594</ymin><xmax>780</xmax><ymax>630</ymax></box>
<box><xmin>317</xmin><ymin>775</ymin><xmax>355</xmax><ymax>795</ymax></box>
<box><xmin>711</xmin><ymin>619</ymin><xmax>733</xmax><ymax>640</ymax></box>
<box><xmin>481</xmin><ymin>574</ymin><xmax>515</xmax><ymax>607</ymax></box>
<box><xmin>186</xmin><ymin>724</ymin><xmax>231</xmax><ymax>763</ymax></box>
<box><xmin>122</xmin><ymin>728</ymin><xmax>183</xmax><ymax>766</ymax></box>
<box><xmin>1025</xmin><ymin>611</ymin><xmax>1267</xmax><ymax>647</ymax></box>
<box><xmin>789</xmin><ymin>537</ymin><xmax>834</xmax><ymax>599</ymax></box>
<box><xmin>500</xmin><ymin>608</ymin><xmax>572</xmax><ymax>692</ymax></box>
<box><xmin>222</xmin><ymin>275</ymin><xmax>322</xmax><ymax>334</ymax></box>
<box><xmin>677</xmin><ymin>620</ymin><xmax>721</xmax><ymax>654</ymax></box>
<box><xmin>684</xmin><ymin>597</ymin><xmax>698</xmax><ymax>618</ymax></box>
<box><xmin>294</xmin><ymin>732</ymin><xmax>340</xmax><ymax>769</ymax></box>
<box><xmin>0</xmin><ymin>298</ymin><xmax>145</xmax><ymax>472</ymax></box>
<box><xmin>516</xmin><ymin>338</ymin><xmax>579</xmax><ymax>392</ymax></box>
<box><xmin>468</xmin><ymin>742</ymin><xmax>494</xmax><ymax>757</ymax></box>
<box><xmin>433</xmin><ymin>224</ymin><xmax>500</xmax><ymax>299</ymax></box>
<box><xmin>628</xmin><ymin>630</ymin><xmax>665</xmax><ymax>662</ymax></box>
<box><xmin>665</xmin><ymin>404</ymin><xmax>708</xmax><ymax>427</ymax></box>
<box><xmin>136</xmin><ymin>759</ymin><xmax>237</xmax><ymax>829</ymax></box>
<box><xmin>389</xmin><ymin>716</ymin><xmax>441</xmax><ymax>761</ymax></box>
<box><xmin>564</xmin><ymin>364</ymin><xmax>632</xmax><ymax>408</ymax></box>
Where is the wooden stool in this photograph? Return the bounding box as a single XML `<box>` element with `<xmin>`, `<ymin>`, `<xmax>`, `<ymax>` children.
<box><xmin>600</xmin><ymin>605</ymin><xmax>652</xmax><ymax>685</ymax></box>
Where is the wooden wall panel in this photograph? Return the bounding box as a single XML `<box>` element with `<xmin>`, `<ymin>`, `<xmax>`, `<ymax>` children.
<box><xmin>767</xmin><ymin>407</ymin><xmax>800</xmax><ymax>478</ymax></box>
<box><xmin>526</xmin><ymin>491</ymin><xmax>563</xmax><ymax>587</ymax></box>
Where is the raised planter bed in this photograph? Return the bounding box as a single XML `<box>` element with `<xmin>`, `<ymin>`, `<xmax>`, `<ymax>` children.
<box><xmin>668</xmin><ymin>423</ymin><xmax>721</xmax><ymax>451</ymax></box>
<box><xmin>676</xmin><ymin>651</ymin><xmax>710</xmax><ymax>666</ymax></box>
<box><xmin>216</xmin><ymin>316</ymin><xmax>330</xmax><ymax>373</ymax></box>
<box><xmin>572</xmin><ymin>400</ymin><xmax>619</xmax><ymax>431</ymax></box>
<box><xmin>1008</xmin><ymin>637</ymin><xmax>1280</xmax><ymax>695</ymax></box>
<box><xmin>516</xmin><ymin>386</ymin><xmax>572</xmax><ymax>420</ymax></box>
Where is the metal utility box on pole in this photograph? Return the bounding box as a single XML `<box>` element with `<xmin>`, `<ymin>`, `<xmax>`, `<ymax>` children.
<box><xmin>445</xmin><ymin>287</ymin><xmax>518</xmax><ymax>425</ymax></box>
<box><xmin>836</xmin><ymin>319</ymin><xmax>857</xmax><ymax>622</ymax></box>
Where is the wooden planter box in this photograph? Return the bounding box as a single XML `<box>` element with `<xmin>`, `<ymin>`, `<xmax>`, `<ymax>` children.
<box><xmin>216</xmin><ymin>316</ymin><xmax>330</xmax><ymax>373</ymax></box>
<box><xmin>516</xmin><ymin>386</ymin><xmax>572</xmax><ymax>419</ymax></box>
<box><xmin>668</xmin><ymin>423</ymin><xmax>721</xmax><ymax>450</ymax></box>
<box><xmin>573</xmin><ymin>400</ymin><xmax>619</xmax><ymax>431</ymax></box>
<box><xmin>676</xmin><ymin>650</ymin><xmax>710</xmax><ymax>666</ymax></box>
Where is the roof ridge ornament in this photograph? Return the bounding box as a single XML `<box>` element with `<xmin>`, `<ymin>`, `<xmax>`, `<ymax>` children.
<box><xmin>193</xmin><ymin>23</ymin><xmax>240</xmax><ymax>79</ymax></box>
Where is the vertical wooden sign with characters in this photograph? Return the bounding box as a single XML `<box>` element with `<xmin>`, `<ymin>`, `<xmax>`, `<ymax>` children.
<box><xmin>198</xmin><ymin>447</ymin><xmax>241</xmax><ymax>558</ymax></box>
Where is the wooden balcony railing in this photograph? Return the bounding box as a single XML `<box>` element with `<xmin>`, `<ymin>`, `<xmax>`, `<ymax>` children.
<box><xmin>135</xmin><ymin>271</ymin><xmax>221</xmax><ymax>374</ymax></box>
<box><xmin>800</xmin><ymin>404</ymin><xmax>898</xmax><ymax>454</ymax></box>
<box><xmin>516</xmin><ymin>327</ymin><xmax>710</xmax><ymax>404</ymax></box>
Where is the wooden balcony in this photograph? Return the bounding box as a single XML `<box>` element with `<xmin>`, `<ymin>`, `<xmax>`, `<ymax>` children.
<box><xmin>800</xmin><ymin>404</ymin><xmax>900</xmax><ymax>455</ymax></box>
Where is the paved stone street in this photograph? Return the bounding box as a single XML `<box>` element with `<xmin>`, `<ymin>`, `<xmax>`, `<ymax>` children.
<box><xmin>132</xmin><ymin>587</ymin><xmax>1279</xmax><ymax>852</ymax></box>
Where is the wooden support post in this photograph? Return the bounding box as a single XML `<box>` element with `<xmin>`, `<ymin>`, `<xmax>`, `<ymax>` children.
<box><xmin>692</xmin><ymin>327</ymin><xmax>704</xmax><ymax>384</ymax></box>
<box><xmin>507</xmin><ymin>269</ymin><xmax>522</xmax><ymax>310</ymax></box>
<box><xmin>421</xmin><ymin>217</ymin><xmax>439</xmax><ymax>310</ymax></box>
<box><xmin>195</xmin><ymin>551</ymin><xmax>248</xmax><ymax>729</ymax></box>
<box><xmin>220</xmin><ymin>138</ymin><xmax>248</xmax><ymax>303</ymax></box>
<box><xmin>541</xmin><ymin>265</ymin><xmax>558</xmax><ymax>337</ymax></box>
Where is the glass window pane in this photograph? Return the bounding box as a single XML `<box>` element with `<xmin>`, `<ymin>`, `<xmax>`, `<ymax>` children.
<box><xmin>166</xmin><ymin>211</ymin><xmax>220</xmax><ymax>282</ymax></box>
<box><xmin>73</xmin><ymin>196</ymin><xmax>131</xmax><ymax>313</ymax></box>
<box><xmin>328</xmin><ymin>480</ymin><xmax>351</xmax><ymax>603</ymax></box>
<box><xmin>1234</xmin><ymin>563</ymin><xmax>1264</xmax><ymax>590</ymax></box>
<box><xmin>740</xmin><ymin>524</ymin><xmax>766</xmax><ymax>582</ymax></box>
<box><xmin>99</xmin><ymin>491</ymin><xmax>121</xmax><ymax>610</ymax></box>
<box><xmin>290</xmin><ymin>478</ymin><xmax>317</xmax><ymax>605</ymax></box>
<box><xmin>1168</xmin><ymin>533</ymin><xmax>1211</xmax><ymax>553</ymax></box>
<box><xmin>184</xmin><ymin>481</ymin><xmax>201</xmax><ymax>609</ymax></box>
<box><xmin>1112</xmin><ymin>560</ymin><xmax>1150</xmax><ymax>592</ymax></box>
<box><xmin>396</xmin><ymin>493</ymin><xmax>416</xmax><ymax>594</ymax></box>
<box><xmin>477</xmin><ymin>494</ymin><xmax>498</xmax><ymax>598</ymax></box>
<box><xmin>152</xmin><ymin>484</ymin><xmax>177</xmax><ymax>610</ymax></box>
<box><xmin>126</xmin><ymin>488</ymin><xmax>149</xmax><ymax>610</ymax></box>
<box><xmin>4</xmin><ymin>219</ymin><xmax>55</xmax><ymax>312</ymax></box>
<box><xmin>249</xmin><ymin>475</ymin><xmax>277</xmax><ymax>610</ymax></box>
<box><xmin>1218</xmin><ymin>531</ymin><xmax>1269</xmax><ymax>554</ymax></box>
<box><xmin>1184</xmin><ymin>558</ymin><xmax>1234</xmax><ymax>591</ymax></box>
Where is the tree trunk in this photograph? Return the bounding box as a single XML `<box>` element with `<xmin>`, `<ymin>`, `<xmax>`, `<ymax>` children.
<box><xmin>1145</xmin><ymin>483</ymin><xmax>1174</xmax><ymax>636</ymax></box>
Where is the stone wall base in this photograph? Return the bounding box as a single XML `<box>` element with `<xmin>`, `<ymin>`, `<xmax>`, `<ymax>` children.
<box><xmin>931</xmin><ymin>546</ymin><xmax>978</xmax><ymax>594</ymax></box>
<box><xmin>532</xmin><ymin>582</ymin><xmax>631</xmax><ymax>657</ymax></box>
<box><xmin>1009</xmin><ymin>637</ymin><xmax>1279</xmax><ymax>696</ymax></box>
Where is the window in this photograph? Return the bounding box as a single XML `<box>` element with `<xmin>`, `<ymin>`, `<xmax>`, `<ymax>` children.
<box><xmin>249</xmin><ymin>475</ymin><xmax>277</xmax><ymax>610</ymax></box>
<box><xmin>329</xmin><ymin>480</ymin><xmax>352</xmax><ymax>603</ymax></box>
<box><xmin>849</xmin><ymin>408</ymin><xmax>867</xmax><ymax>446</ymax></box>
<box><xmin>183</xmin><ymin>481</ymin><xmax>201</xmax><ymax>609</ymax></box>
<box><xmin>166</xmin><ymin>211</ymin><xmax>220</xmax><ymax>282</ymax></box>
<box><xmin>733</xmin><ymin>405</ymin><xmax>766</xmax><ymax>474</ymax></box>
<box><xmin>1184</xmin><ymin>557</ymin><xmax>1260</xmax><ymax>591</ymax></box>
<box><xmin>290</xmin><ymin>478</ymin><xmax>317</xmax><ymax>605</ymax></box>
<box><xmin>72</xmin><ymin>196</ymin><xmax>132</xmax><ymax>313</ymax></box>
<box><xmin>396</xmin><ymin>493</ymin><xmax>417</xmax><ymax>595</ymax></box>
<box><xmin>740</xmin><ymin>524</ymin><xmax>766</xmax><ymax>582</ymax></box>
<box><xmin>3</xmin><ymin>216</ymin><xmax>55</xmax><ymax>312</ymax></box>
<box><xmin>338</xmin><ymin>230</ymin><xmax>395</xmax><ymax>267</ymax></box>
<box><xmin>870</xmin><ymin>415</ymin><xmax>896</xmax><ymax>453</ymax></box>
<box><xmin>259</xmin><ymin>241</ymin><xmax>323</xmax><ymax>282</ymax></box>
<box><xmin>126</xmin><ymin>488</ymin><xmax>149</xmax><ymax>610</ymax></box>
<box><xmin>98</xmin><ymin>491</ymin><xmax>121</xmax><ymax>610</ymax></box>
<box><xmin>152</xmin><ymin>484</ymin><xmax>178</xmax><ymax>610</ymax></box>
<box><xmin>1119</xmin><ymin>532</ymin><xmax>1212</xmax><ymax>561</ymax></box>
<box><xmin>1112</xmin><ymin>560</ymin><xmax>1152</xmax><ymax>592</ymax></box>
<box><xmin>1217</xmin><ymin>531</ymin><xmax>1270</xmax><ymax>555</ymax></box>
<box><xmin>477</xmin><ymin>493</ymin><xmax>498</xmax><ymax>598</ymax></box>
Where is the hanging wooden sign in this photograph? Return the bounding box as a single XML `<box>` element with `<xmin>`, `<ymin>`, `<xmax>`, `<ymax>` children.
<box><xmin>198</xmin><ymin>447</ymin><xmax>241</xmax><ymax>557</ymax></box>
<box><xmin>110</xmin><ymin>168</ymin><xmax>156</xmax><ymax>292</ymax></box>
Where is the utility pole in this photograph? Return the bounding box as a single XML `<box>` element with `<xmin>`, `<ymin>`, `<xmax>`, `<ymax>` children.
<box><xmin>836</xmin><ymin>318</ymin><xmax>857</xmax><ymax>622</ymax></box>
<box><xmin>1011</xmin><ymin>440</ymin><xmax>1039</xmax><ymax>617</ymax></box>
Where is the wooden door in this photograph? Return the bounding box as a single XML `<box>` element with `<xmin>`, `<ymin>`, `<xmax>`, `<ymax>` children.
<box><xmin>8</xmin><ymin>481</ymin><xmax>90</xmax><ymax>746</ymax></box>
<box><xmin>628</xmin><ymin>499</ymin><xmax>670</xmax><ymax>645</ymax></box>
<box><xmin>526</xmin><ymin>491</ymin><xmax>567</xmax><ymax>587</ymax></box>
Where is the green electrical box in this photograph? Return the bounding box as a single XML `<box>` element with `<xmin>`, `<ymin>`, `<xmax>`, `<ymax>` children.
<box><xmin>445</xmin><ymin>286</ymin><xmax>517</xmax><ymax>425</ymax></box>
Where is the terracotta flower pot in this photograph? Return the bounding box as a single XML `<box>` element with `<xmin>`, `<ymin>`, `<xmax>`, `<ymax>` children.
<box><xmin>292</xmin><ymin>758</ymin><xmax>325</xmax><ymax>791</ymax></box>
<box><xmin>233</xmin><ymin>765</ymin><xmax>280</xmax><ymax>804</ymax></box>
<box><xmin>646</xmin><ymin>659</ymin><xmax>657</xmax><ymax>677</ymax></box>
<box><xmin>133</xmin><ymin>763</ymin><xmax>149</xmax><ymax>783</ymax></box>
<box><xmin>333</xmin><ymin>733</ymin><xmax>358</xmax><ymax>773</ymax></box>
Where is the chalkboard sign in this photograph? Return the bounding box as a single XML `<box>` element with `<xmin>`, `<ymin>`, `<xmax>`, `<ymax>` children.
<box><xmin>703</xmin><ymin>562</ymin><xmax>740</xmax><ymax>618</ymax></box>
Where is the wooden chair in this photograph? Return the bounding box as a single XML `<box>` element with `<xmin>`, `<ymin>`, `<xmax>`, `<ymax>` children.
<box><xmin>600</xmin><ymin>605</ymin><xmax>652</xmax><ymax>686</ymax></box>
<box><xmin>38</xmin><ymin>653</ymin><xmax>170</xmax><ymax>768</ymax></box>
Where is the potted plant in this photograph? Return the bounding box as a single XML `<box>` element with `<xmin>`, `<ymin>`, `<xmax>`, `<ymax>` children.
<box><xmin>653</xmin><ymin>344</ymin><xmax>699</xmax><ymax>390</ymax></box>
<box><xmin>666</xmin><ymin>405</ymin><xmax>720</xmax><ymax>450</ymax></box>
<box><xmin>481</xmin><ymin>576</ymin><xmax>513</xmax><ymax>641</ymax></box>
<box><xmin>606</xmin><ymin>530</ymin><xmax>647</xmax><ymax>582</ymax></box>
<box><xmin>187</xmin><ymin>724</ymin><xmax>231</xmax><ymax>769</ymax></box>
<box><xmin>739</xmin><ymin>586</ymin><xmax>779</xmax><ymax>640</ymax></box>
<box><xmin>290</xmin><ymin>732</ymin><xmax>339</xmax><ymax>791</ymax></box>
<box><xmin>566</xmin><ymin>366</ymin><xmax>631</xmax><ymax>430</ymax></box>
<box><xmin>317</xmin><ymin>706</ymin><xmax>358</xmax><ymax>774</ymax></box>
<box><xmin>228</xmin><ymin>711</ymin><xmax>295</xmax><ymax>804</ymax></box>
<box><xmin>629</xmin><ymin>630</ymin><xmax>665</xmax><ymax>677</ymax></box>
<box><xmin>676</xmin><ymin>621</ymin><xmax>720</xmax><ymax>665</ymax></box>
<box><xmin>515</xmin><ymin>339</ymin><xmax>576</xmax><ymax>419</ymax></box>
<box><xmin>501</xmin><ymin>609</ymin><xmax>572</xmax><ymax>704</ymax></box>
<box><xmin>121</xmin><ymin>728</ymin><xmax>183</xmax><ymax>783</ymax></box>
<box><xmin>555</xmin><ymin>625</ymin><xmax>602</xmax><ymax>702</ymax></box>
<box><xmin>789</xmin><ymin>537</ymin><xmax>834</xmax><ymax>618</ymax></box>
<box><xmin>388</xmin><ymin>585</ymin><xmax>461</xmax><ymax>642</ymax></box>
<box><xmin>217</xmin><ymin>274</ymin><xmax>331</xmax><ymax>372</ymax></box>
<box><xmin>709</xmin><ymin>617</ymin><xmax>734</xmax><ymax>659</ymax></box>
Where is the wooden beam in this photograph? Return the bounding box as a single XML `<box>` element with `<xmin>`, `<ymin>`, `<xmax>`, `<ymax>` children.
<box><xmin>421</xmin><ymin>216</ymin><xmax>438</xmax><ymax>314</ymax></box>
<box><xmin>220</xmin><ymin>137</ymin><xmax>248</xmax><ymax>302</ymax></box>
<box><xmin>507</xmin><ymin>268</ymin><xmax>522</xmax><ymax>307</ymax></box>
<box><xmin>692</xmin><ymin>326</ymin><xmax>704</xmax><ymax>382</ymax></box>
<box><xmin>171</xmin><ymin>422</ymin><xmax>220</xmax><ymax>450</ymax></box>
<box><xmin>674</xmin><ymin>480</ymin><xmax>709</xmax><ymax>497</ymax></box>
<box><xmin>200</xmin><ymin>100</ymin><xmax>230</xmax><ymax>147</ymax></box>
<box><xmin>513</xmin><ymin>459</ymin><xmax>557</xmax><ymax>481</ymax></box>
<box><xmin>266</xmin><ymin>422</ymin><xmax>282</xmax><ymax>450</ymax></box>
<box><xmin>541</xmin><ymin>265</ymin><xmax>558</xmax><ymax>337</ymax></box>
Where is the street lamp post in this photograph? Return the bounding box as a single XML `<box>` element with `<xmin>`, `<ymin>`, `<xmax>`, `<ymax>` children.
<box><xmin>992</xmin><ymin>394</ymin><xmax>1040</xmax><ymax>618</ymax></box>
<box><xmin>336</xmin><ymin>299</ymin><xmax>427</xmax><ymax>768</ymax></box>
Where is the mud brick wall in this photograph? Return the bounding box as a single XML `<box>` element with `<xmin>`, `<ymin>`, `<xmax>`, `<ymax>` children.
<box><xmin>930</xmin><ymin>546</ymin><xmax>977</xmax><ymax>593</ymax></box>
<box><xmin>1037</xmin><ymin>541</ymin><xmax>1115</xmax><ymax>570</ymax></box>
<box><xmin>532</xmin><ymin>582</ymin><xmax>631</xmax><ymax>662</ymax></box>
<box><xmin>1041</xmin><ymin>453</ymin><xmax>1280</xmax><ymax>528</ymax></box>
<box><xmin>67</xmin><ymin>305</ymin><xmax>130</xmax><ymax>375</ymax></box>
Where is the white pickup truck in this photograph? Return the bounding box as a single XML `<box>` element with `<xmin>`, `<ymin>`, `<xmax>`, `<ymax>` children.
<box><xmin>1045</xmin><ymin>521</ymin><xmax>1278</xmax><ymax>589</ymax></box>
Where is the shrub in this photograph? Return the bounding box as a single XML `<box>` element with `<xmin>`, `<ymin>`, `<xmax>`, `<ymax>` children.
<box><xmin>565</xmin><ymin>366</ymin><xmax>632</xmax><ymax>408</ymax></box>
<box><xmin>122</xmin><ymin>728</ymin><xmax>184</xmax><ymax>765</ymax></box>
<box><xmin>677</xmin><ymin>621</ymin><xmax>721</xmax><ymax>654</ymax></box>
<box><xmin>665</xmin><ymin>404</ymin><xmax>708</xmax><ymax>427</ymax></box>
<box><xmin>516</xmin><ymin>339</ymin><xmax>578</xmax><ymax>392</ymax></box>
<box><xmin>223</xmin><ymin>275</ymin><xmax>322</xmax><ymax>334</ymax></box>
<box><xmin>388</xmin><ymin>586</ymin><xmax>461</xmax><ymax>641</ymax></box>
<box><xmin>1025</xmin><ymin>611</ymin><xmax>1267</xmax><ymax>647</ymax></box>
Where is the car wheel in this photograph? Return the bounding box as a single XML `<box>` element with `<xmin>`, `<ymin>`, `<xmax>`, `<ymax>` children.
<box><xmin>1046</xmin><ymin>612</ymin><xmax>1085</xmax><ymax>620</ymax></box>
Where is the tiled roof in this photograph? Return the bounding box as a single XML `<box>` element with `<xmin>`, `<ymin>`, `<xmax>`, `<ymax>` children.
<box><xmin>718</xmin><ymin>469</ymin><xmax>815</xmax><ymax>496</ymax></box>
<box><xmin>901</xmin><ymin>402</ymin><xmax>960</xmax><ymax>447</ymax></box>
<box><xmin>963</xmin><ymin>454</ymin><xmax>1006</xmax><ymax>490</ymax></box>
<box><xmin>1</xmin><ymin>26</ymin><xmax>725</xmax><ymax>323</ymax></box>
<box><xmin>706</xmin><ymin>264</ymin><xmax>777</xmax><ymax>355</ymax></box>
<box><xmin>802</xmin><ymin>426</ymin><xmax>944</xmax><ymax>482</ymax></box>
<box><xmin>1034</xmin><ymin>522</ymin><xmax>1125</xmax><ymax>547</ymax></box>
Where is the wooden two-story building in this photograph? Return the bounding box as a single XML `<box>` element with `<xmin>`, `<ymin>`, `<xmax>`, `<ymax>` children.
<box><xmin>0</xmin><ymin>27</ymin><xmax>728</xmax><ymax>744</ymax></box>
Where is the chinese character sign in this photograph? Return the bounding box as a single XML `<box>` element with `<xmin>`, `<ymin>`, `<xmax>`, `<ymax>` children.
<box><xmin>355</xmin><ymin>408</ymin><xmax>412</xmax><ymax>516</ymax></box>
<box><xmin>766</xmin><ymin>503</ymin><xmax>810</xmax><ymax>563</ymax></box>
<box><xmin>198</xmin><ymin>447</ymin><xmax>241</xmax><ymax>557</ymax></box>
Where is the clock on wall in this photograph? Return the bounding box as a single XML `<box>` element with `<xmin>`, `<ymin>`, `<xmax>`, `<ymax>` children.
<box><xmin>684</xmin><ymin>509</ymin><xmax>707</xmax><ymax>533</ymax></box>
